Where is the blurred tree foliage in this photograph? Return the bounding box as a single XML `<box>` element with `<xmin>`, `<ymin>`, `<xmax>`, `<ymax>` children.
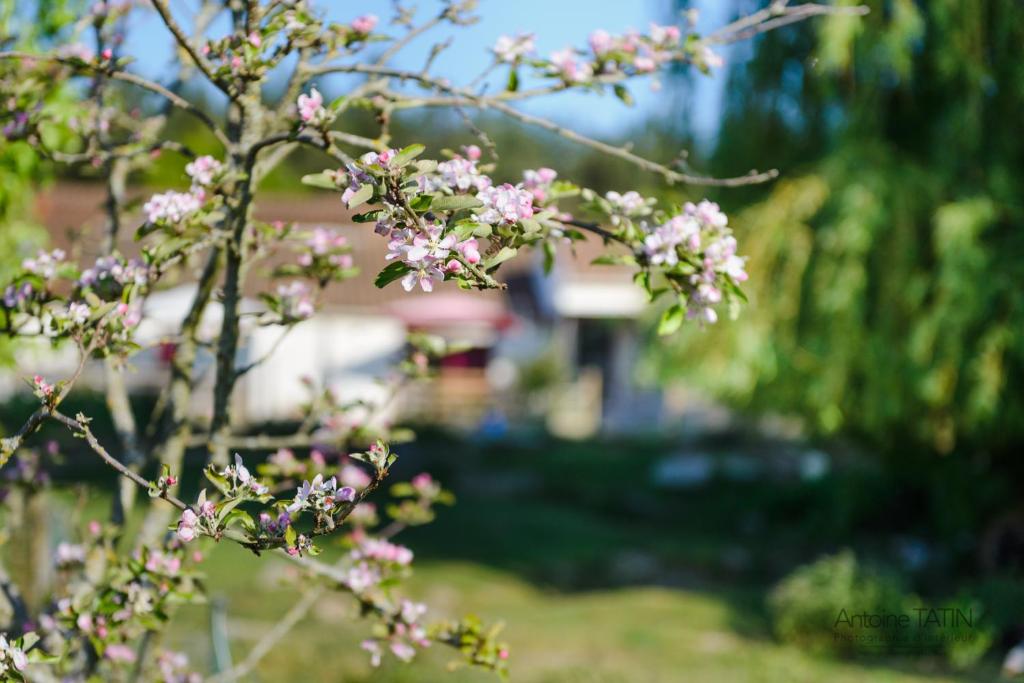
<box><xmin>0</xmin><ymin>0</ymin><xmax>84</xmax><ymax>363</ymax></box>
<box><xmin>660</xmin><ymin>0</ymin><xmax>1024</xmax><ymax>464</ymax></box>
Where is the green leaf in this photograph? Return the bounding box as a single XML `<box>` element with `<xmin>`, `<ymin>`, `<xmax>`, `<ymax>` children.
<box><xmin>431</xmin><ymin>194</ymin><xmax>484</xmax><ymax>212</ymax></box>
<box><xmin>301</xmin><ymin>171</ymin><xmax>338</xmax><ymax>190</ymax></box>
<box><xmin>393</xmin><ymin>143</ymin><xmax>426</xmax><ymax>168</ymax></box>
<box><xmin>409</xmin><ymin>194</ymin><xmax>433</xmax><ymax>212</ymax></box>
<box><xmin>375</xmin><ymin>261</ymin><xmax>410</xmax><ymax>288</ymax></box>
<box><xmin>352</xmin><ymin>210</ymin><xmax>384</xmax><ymax>223</ymax></box>
<box><xmin>658</xmin><ymin>304</ymin><xmax>685</xmax><ymax>336</ymax></box>
<box><xmin>414</xmin><ymin>159</ymin><xmax>439</xmax><ymax>175</ymax></box>
<box><xmin>346</xmin><ymin>183</ymin><xmax>374</xmax><ymax>209</ymax></box>
<box><xmin>543</xmin><ymin>241</ymin><xmax>556</xmax><ymax>274</ymax></box>
<box><xmin>520</xmin><ymin>218</ymin><xmax>543</xmax><ymax>234</ymax></box>
<box><xmin>614</xmin><ymin>84</ymin><xmax>634</xmax><ymax>106</ymax></box>
<box><xmin>484</xmin><ymin>246</ymin><xmax>517</xmax><ymax>270</ymax></box>
<box><xmin>216</xmin><ymin>497</ymin><xmax>245</xmax><ymax>525</ymax></box>
<box><xmin>591</xmin><ymin>253</ymin><xmax>637</xmax><ymax>266</ymax></box>
<box><xmin>453</xmin><ymin>221</ymin><xmax>486</xmax><ymax>240</ymax></box>
<box><xmin>89</xmin><ymin>301</ymin><xmax>118</xmax><ymax>323</ymax></box>
<box><xmin>507</xmin><ymin>69</ymin><xmax>519</xmax><ymax>92</ymax></box>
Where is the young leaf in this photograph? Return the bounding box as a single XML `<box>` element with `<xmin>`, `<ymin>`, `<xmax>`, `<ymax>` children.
<box><xmin>393</xmin><ymin>143</ymin><xmax>426</xmax><ymax>168</ymax></box>
<box><xmin>301</xmin><ymin>171</ymin><xmax>338</xmax><ymax>190</ymax></box>
<box><xmin>375</xmin><ymin>261</ymin><xmax>410</xmax><ymax>288</ymax></box>
<box><xmin>347</xmin><ymin>183</ymin><xmax>374</xmax><ymax>209</ymax></box>
<box><xmin>614</xmin><ymin>84</ymin><xmax>634</xmax><ymax>106</ymax></box>
<box><xmin>484</xmin><ymin>246</ymin><xmax>517</xmax><ymax>270</ymax></box>
<box><xmin>431</xmin><ymin>194</ymin><xmax>484</xmax><ymax>212</ymax></box>
<box><xmin>658</xmin><ymin>303</ymin><xmax>685</xmax><ymax>335</ymax></box>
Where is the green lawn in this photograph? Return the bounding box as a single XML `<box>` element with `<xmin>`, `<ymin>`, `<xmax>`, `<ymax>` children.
<box><xmin>166</xmin><ymin>545</ymin><xmax>993</xmax><ymax>683</ymax></box>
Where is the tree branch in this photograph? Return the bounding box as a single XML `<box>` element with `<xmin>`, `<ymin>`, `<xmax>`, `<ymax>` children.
<box><xmin>0</xmin><ymin>51</ymin><xmax>230</xmax><ymax>149</ymax></box>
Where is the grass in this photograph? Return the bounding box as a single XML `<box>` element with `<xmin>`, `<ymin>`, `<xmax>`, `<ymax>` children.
<box><xmin>166</xmin><ymin>546</ymin><xmax>993</xmax><ymax>683</ymax></box>
<box><xmin>10</xmin><ymin>424</ymin><xmax>1007</xmax><ymax>681</ymax></box>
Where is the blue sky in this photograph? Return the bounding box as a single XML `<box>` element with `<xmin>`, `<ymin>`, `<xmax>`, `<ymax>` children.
<box><xmin>123</xmin><ymin>0</ymin><xmax>736</xmax><ymax>145</ymax></box>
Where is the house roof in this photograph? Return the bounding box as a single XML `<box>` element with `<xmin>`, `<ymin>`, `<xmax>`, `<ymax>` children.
<box><xmin>33</xmin><ymin>181</ymin><xmax>641</xmax><ymax>318</ymax></box>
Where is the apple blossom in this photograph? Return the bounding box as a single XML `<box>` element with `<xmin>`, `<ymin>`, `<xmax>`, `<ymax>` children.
<box><xmin>276</xmin><ymin>281</ymin><xmax>316</xmax><ymax>319</ymax></box>
<box><xmin>0</xmin><ymin>634</ymin><xmax>27</xmax><ymax>673</ymax></box>
<box><xmin>143</xmin><ymin>190</ymin><xmax>201</xmax><ymax>224</ymax></box>
<box><xmin>492</xmin><ymin>33</ymin><xmax>535</xmax><ymax>63</ymax></box>
<box><xmin>22</xmin><ymin>248</ymin><xmax>66</xmax><ymax>278</ymax></box>
<box><xmin>184</xmin><ymin>154</ymin><xmax>222</xmax><ymax>188</ymax></box>
<box><xmin>350</xmin><ymin>14</ymin><xmax>378</xmax><ymax>35</ymax></box>
<box><xmin>297</xmin><ymin>87</ymin><xmax>333</xmax><ymax>128</ymax></box>
<box><xmin>549</xmin><ymin>47</ymin><xmax>593</xmax><ymax>83</ymax></box>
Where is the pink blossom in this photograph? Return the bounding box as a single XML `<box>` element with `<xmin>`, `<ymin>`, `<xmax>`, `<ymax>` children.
<box><xmin>340</xmin><ymin>463</ymin><xmax>372</xmax><ymax>489</ymax></box>
<box><xmin>247</xmin><ymin>31</ymin><xmax>261</xmax><ymax>47</ymax></box>
<box><xmin>634</xmin><ymin>55</ymin><xmax>656</xmax><ymax>73</ymax></box>
<box><xmin>276</xmin><ymin>281</ymin><xmax>315</xmax><ymax>319</ymax></box>
<box><xmin>105</xmin><ymin>643</ymin><xmax>137</xmax><ymax>662</ymax></box>
<box><xmin>549</xmin><ymin>48</ymin><xmax>593</xmax><ymax>83</ymax></box>
<box><xmin>701</xmin><ymin>45</ymin><xmax>724</xmax><ymax>69</ymax></box>
<box><xmin>589</xmin><ymin>29</ymin><xmax>614</xmax><ymax>56</ymax></box>
<box><xmin>649</xmin><ymin>23</ymin><xmax>682</xmax><ymax>47</ymax></box>
<box><xmin>492</xmin><ymin>33</ymin><xmax>535</xmax><ymax>63</ymax></box>
<box><xmin>354</xmin><ymin>538</ymin><xmax>413</xmax><ymax>565</ymax></box>
<box><xmin>350</xmin><ymin>14</ymin><xmax>378</xmax><ymax>34</ymax></box>
<box><xmin>297</xmin><ymin>87</ymin><xmax>332</xmax><ymax>127</ymax></box>
<box><xmin>33</xmin><ymin>374</ymin><xmax>54</xmax><ymax>397</ymax></box>
<box><xmin>185</xmin><ymin>155</ymin><xmax>222</xmax><ymax>187</ymax></box>
<box><xmin>176</xmin><ymin>509</ymin><xmax>198</xmax><ymax>543</ymax></box>
<box><xmin>143</xmin><ymin>190</ymin><xmax>201</xmax><ymax>224</ymax></box>
<box><xmin>456</xmin><ymin>238</ymin><xmax>481</xmax><ymax>264</ymax></box>
<box><xmin>22</xmin><ymin>248</ymin><xmax>66</xmax><ymax>278</ymax></box>
<box><xmin>476</xmin><ymin>183</ymin><xmax>535</xmax><ymax>224</ymax></box>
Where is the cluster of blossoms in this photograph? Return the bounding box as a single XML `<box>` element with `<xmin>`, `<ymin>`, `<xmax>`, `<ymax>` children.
<box><xmin>184</xmin><ymin>154</ymin><xmax>223</xmax><ymax>191</ymax></box>
<box><xmin>258</xmin><ymin>510</ymin><xmax>292</xmax><ymax>537</ymax></box>
<box><xmin>176</xmin><ymin>496</ymin><xmax>215</xmax><ymax>543</ymax></box>
<box><xmin>275</xmin><ymin>281</ymin><xmax>316</xmax><ymax>320</ymax></box>
<box><xmin>155</xmin><ymin>650</ymin><xmax>202</xmax><ymax>683</ymax></box>
<box><xmin>216</xmin><ymin>454</ymin><xmax>271</xmax><ymax>497</ymax></box>
<box><xmin>142</xmin><ymin>190</ymin><xmax>202</xmax><ymax>225</ymax></box>
<box><xmin>297</xmin><ymin>87</ymin><xmax>334</xmax><ymax>129</ymax></box>
<box><xmin>286</xmin><ymin>472</ymin><xmax>356</xmax><ymax>515</ymax></box>
<box><xmin>385</xmin><ymin>223</ymin><xmax>455</xmax><ymax>292</ymax></box>
<box><xmin>491</xmin><ymin>21</ymin><xmax>717</xmax><ymax>87</ymax></box>
<box><xmin>476</xmin><ymin>184</ymin><xmax>536</xmax><ymax>225</ymax></box>
<box><xmin>0</xmin><ymin>634</ymin><xmax>28</xmax><ymax>677</ymax></box>
<box><xmin>341</xmin><ymin>536</ymin><xmax>414</xmax><ymax>593</ymax></box>
<box><xmin>387</xmin><ymin>472</ymin><xmax>454</xmax><ymax>526</ymax></box>
<box><xmin>350</xmin><ymin>14</ymin><xmax>378</xmax><ymax>35</ymax></box>
<box><xmin>353</xmin><ymin>537</ymin><xmax>415</xmax><ymax>566</ymax></box>
<box><xmin>361</xmin><ymin>599</ymin><xmax>430</xmax><ymax>666</ymax></box>
<box><xmin>22</xmin><ymin>248</ymin><xmax>66</xmax><ymax>279</ymax></box>
<box><xmin>605</xmin><ymin>190</ymin><xmax>654</xmax><ymax>224</ymax></box>
<box><xmin>2</xmin><ymin>282</ymin><xmax>35</xmax><ymax>311</ymax></box>
<box><xmin>32</xmin><ymin>374</ymin><xmax>55</xmax><ymax>400</ymax></box>
<box><xmin>329</xmin><ymin>145</ymin><xmax>571</xmax><ymax>293</ymax></box>
<box><xmin>143</xmin><ymin>154</ymin><xmax>222</xmax><ymax>227</ymax></box>
<box><xmin>424</xmin><ymin>145</ymin><xmax>491</xmax><ymax>193</ymax></box>
<box><xmin>492</xmin><ymin>33</ymin><xmax>535</xmax><ymax>63</ymax></box>
<box><xmin>641</xmin><ymin>200</ymin><xmax>746</xmax><ymax>324</ymax></box>
<box><xmin>55</xmin><ymin>542</ymin><xmax>86</xmax><ymax>569</ymax></box>
<box><xmin>79</xmin><ymin>254</ymin><xmax>149</xmax><ymax>292</ymax></box>
<box><xmin>2</xmin><ymin>250</ymin><xmax>67</xmax><ymax>313</ymax></box>
<box><xmin>279</xmin><ymin>226</ymin><xmax>356</xmax><ymax>284</ymax></box>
